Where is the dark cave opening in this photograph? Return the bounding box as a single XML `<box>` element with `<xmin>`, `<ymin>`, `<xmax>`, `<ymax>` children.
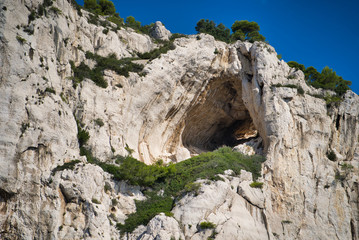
<box><xmin>181</xmin><ymin>78</ymin><xmax>259</xmax><ymax>154</ymax></box>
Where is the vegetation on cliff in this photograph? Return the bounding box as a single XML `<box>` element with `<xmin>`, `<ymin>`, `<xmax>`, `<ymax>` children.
<box><xmin>195</xmin><ymin>19</ymin><xmax>265</xmax><ymax>43</ymax></box>
<box><xmin>78</xmin><ymin>0</ymin><xmax>352</xmax><ymax>95</ymax></box>
<box><xmin>113</xmin><ymin>147</ymin><xmax>264</xmax><ymax>233</ymax></box>
<box><xmin>82</xmin><ymin>144</ymin><xmax>264</xmax><ymax>233</ymax></box>
<box><xmin>75</xmin><ymin>121</ymin><xmax>264</xmax><ymax>233</ymax></box>
<box><xmin>83</xmin><ymin>0</ymin><xmax>155</xmax><ymax>34</ymax></box>
<box><xmin>70</xmin><ymin>52</ymin><xmax>143</xmax><ymax>88</ymax></box>
<box><xmin>288</xmin><ymin>61</ymin><xmax>351</xmax><ymax>96</ymax></box>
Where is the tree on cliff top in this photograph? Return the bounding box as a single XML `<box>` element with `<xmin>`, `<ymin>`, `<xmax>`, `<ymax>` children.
<box><xmin>84</xmin><ymin>0</ymin><xmax>115</xmax><ymax>15</ymax></box>
<box><xmin>231</xmin><ymin>20</ymin><xmax>265</xmax><ymax>42</ymax></box>
<box><xmin>195</xmin><ymin>19</ymin><xmax>231</xmax><ymax>43</ymax></box>
<box><xmin>195</xmin><ymin>19</ymin><xmax>265</xmax><ymax>43</ymax></box>
<box><xmin>288</xmin><ymin>61</ymin><xmax>351</xmax><ymax>95</ymax></box>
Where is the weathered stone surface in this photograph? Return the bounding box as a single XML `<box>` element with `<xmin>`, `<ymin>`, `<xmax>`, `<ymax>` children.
<box><xmin>128</xmin><ymin>213</ymin><xmax>185</xmax><ymax>240</ymax></box>
<box><xmin>172</xmin><ymin>172</ymin><xmax>269</xmax><ymax>239</ymax></box>
<box><xmin>1</xmin><ymin>0</ymin><xmax>359</xmax><ymax>239</ymax></box>
<box><xmin>150</xmin><ymin>21</ymin><xmax>172</xmax><ymax>41</ymax></box>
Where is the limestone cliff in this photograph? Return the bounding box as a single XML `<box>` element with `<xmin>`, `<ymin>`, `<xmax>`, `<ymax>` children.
<box><xmin>0</xmin><ymin>0</ymin><xmax>358</xmax><ymax>239</ymax></box>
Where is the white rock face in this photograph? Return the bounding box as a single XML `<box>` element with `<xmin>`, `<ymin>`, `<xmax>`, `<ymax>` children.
<box><xmin>150</xmin><ymin>21</ymin><xmax>172</xmax><ymax>41</ymax></box>
<box><xmin>233</xmin><ymin>137</ymin><xmax>263</xmax><ymax>155</ymax></box>
<box><xmin>125</xmin><ymin>213</ymin><xmax>185</xmax><ymax>240</ymax></box>
<box><xmin>1</xmin><ymin>0</ymin><xmax>359</xmax><ymax>239</ymax></box>
<box><xmin>172</xmin><ymin>173</ymin><xmax>269</xmax><ymax>240</ymax></box>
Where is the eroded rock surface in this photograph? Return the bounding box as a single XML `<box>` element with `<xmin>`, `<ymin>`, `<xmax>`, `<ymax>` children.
<box><xmin>1</xmin><ymin>0</ymin><xmax>359</xmax><ymax>239</ymax></box>
<box><xmin>150</xmin><ymin>21</ymin><xmax>172</xmax><ymax>41</ymax></box>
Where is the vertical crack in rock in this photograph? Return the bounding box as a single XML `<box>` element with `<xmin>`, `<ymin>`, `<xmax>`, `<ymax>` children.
<box><xmin>350</xmin><ymin>219</ymin><xmax>356</xmax><ymax>240</ymax></box>
<box><xmin>182</xmin><ymin>76</ymin><xmax>258</xmax><ymax>154</ymax></box>
<box><xmin>261</xmin><ymin>210</ymin><xmax>270</xmax><ymax>240</ymax></box>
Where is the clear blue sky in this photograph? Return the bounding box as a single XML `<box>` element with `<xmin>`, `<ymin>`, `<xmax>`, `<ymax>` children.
<box><xmin>77</xmin><ymin>0</ymin><xmax>359</xmax><ymax>93</ymax></box>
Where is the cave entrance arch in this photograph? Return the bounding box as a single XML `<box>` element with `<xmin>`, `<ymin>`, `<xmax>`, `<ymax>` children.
<box><xmin>181</xmin><ymin>77</ymin><xmax>258</xmax><ymax>154</ymax></box>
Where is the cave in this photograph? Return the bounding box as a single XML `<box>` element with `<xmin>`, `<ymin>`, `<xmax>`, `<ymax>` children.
<box><xmin>182</xmin><ymin>78</ymin><xmax>258</xmax><ymax>153</ymax></box>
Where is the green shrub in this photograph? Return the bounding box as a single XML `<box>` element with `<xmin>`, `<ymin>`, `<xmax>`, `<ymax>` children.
<box><xmin>137</xmin><ymin>41</ymin><xmax>175</xmax><ymax>60</ymax></box>
<box><xmin>126</xmin><ymin>16</ymin><xmax>141</xmax><ymax>29</ymax></box>
<box><xmin>99</xmin><ymin>156</ymin><xmax>174</xmax><ymax>187</ymax></box>
<box><xmin>45</xmin><ymin>87</ymin><xmax>56</xmax><ymax>94</ymax></box>
<box><xmin>77</xmin><ymin>142</ymin><xmax>264</xmax><ymax>234</ymax></box>
<box><xmin>340</xmin><ymin>163</ymin><xmax>354</xmax><ymax>171</ymax></box>
<box><xmin>94</xmin><ymin>118</ymin><xmax>104</xmax><ymax>127</ymax></box>
<box><xmin>288</xmin><ymin>61</ymin><xmax>305</xmax><ymax>72</ymax></box>
<box><xmin>87</xmin><ymin>13</ymin><xmax>100</xmax><ymax>25</ymax></box>
<box><xmin>92</xmin><ymin>198</ymin><xmax>101</xmax><ymax>204</ymax></box>
<box><xmin>137</xmin><ymin>33</ymin><xmax>186</xmax><ymax>60</ymax></box>
<box><xmin>184</xmin><ymin>182</ymin><xmax>201</xmax><ymax>195</ymax></box>
<box><xmin>37</xmin><ymin>4</ymin><xmax>45</xmax><ymax>16</ymax></box>
<box><xmin>51</xmin><ymin>160</ymin><xmax>81</xmax><ymax>175</ymax></box>
<box><xmin>297</xmin><ymin>86</ymin><xmax>304</xmax><ymax>95</ymax></box>
<box><xmin>28</xmin><ymin>10</ymin><xmax>37</xmax><ymax>23</ymax></box>
<box><xmin>84</xmin><ymin>0</ymin><xmax>115</xmax><ymax>15</ymax></box>
<box><xmin>105</xmin><ymin>147</ymin><xmax>264</xmax><ymax>233</ymax></box>
<box><xmin>124</xmin><ymin>144</ymin><xmax>134</xmax><ymax>155</ymax></box>
<box><xmin>20</xmin><ymin>122</ymin><xmax>30</xmax><ymax>135</ymax></box>
<box><xmin>209</xmin><ymin>175</ymin><xmax>225</xmax><ymax>181</ymax></box>
<box><xmin>327</xmin><ymin>150</ymin><xmax>337</xmax><ymax>161</ymax></box>
<box><xmin>116</xmin><ymin>194</ymin><xmax>173</xmax><ymax>233</ymax></box>
<box><xmin>71</xmin><ymin>51</ymin><xmax>143</xmax><ymax>87</ymax></box>
<box><xmin>250</xmin><ymin>181</ymin><xmax>263</xmax><ymax>189</ymax></box>
<box><xmin>43</xmin><ymin>0</ymin><xmax>53</xmax><ymax>7</ymax></box>
<box><xmin>165</xmin><ymin>212</ymin><xmax>174</xmax><ymax>217</ymax></box>
<box><xmin>50</xmin><ymin>6</ymin><xmax>62</xmax><ymax>15</ymax></box>
<box><xmin>324</xmin><ymin>94</ymin><xmax>341</xmax><ymax>106</ymax></box>
<box><xmin>199</xmin><ymin>221</ymin><xmax>216</xmax><ymax>230</ymax></box>
<box><xmin>195</xmin><ymin>19</ymin><xmax>265</xmax><ymax>43</ymax></box>
<box><xmin>335</xmin><ymin>172</ymin><xmax>346</xmax><ymax>181</ymax></box>
<box><xmin>76</xmin><ymin>121</ymin><xmax>90</xmax><ymax>147</ymax></box>
<box><xmin>70</xmin><ymin>60</ymin><xmax>108</xmax><ymax>88</ymax></box>
<box><xmin>208</xmin><ymin>230</ymin><xmax>218</xmax><ymax>240</ymax></box>
<box><xmin>16</xmin><ymin>35</ymin><xmax>26</xmax><ymax>44</ymax></box>
<box><xmin>271</xmin><ymin>83</ymin><xmax>305</xmax><ymax>96</ymax></box>
<box><xmin>104</xmin><ymin>184</ymin><xmax>111</xmax><ymax>192</ymax></box>
<box><xmin>107</xmin><ymin>15</ymin><xmax>123</xmax><ymax>27</ymax></box>
<box><xmin>111</xmin><ymin>198</ymin><xmax>118</xmax><ymax>206</ymax></box>
<box><xmin>287</xmin><ymin>62</ymin><xmax>351</xmax><ymax>96</ymax></box>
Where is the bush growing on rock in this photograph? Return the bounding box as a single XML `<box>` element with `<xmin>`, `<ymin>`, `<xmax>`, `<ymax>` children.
<box><xmin>70</xmin><ymin>52</ymin><xmax>144</xmax><ymax>88</ymax></box>
<box><xmin>249</xmin><ymin>181</ymin><xmax>263</xmax><ymax>189</ymax></box>
<box><xmin>84</xmin><ymin>0</ymin><xmax>123</xmax><ymax>29</ymax></box>
<box><xmin>77</xmin><ymin>127</ymin><xmax>264</xmax><ymax>234</ymax></box>
<box><xmin>137</xmin><ymin>34</ymin><xmax>186</xmax><ymax>60</ymax></box>
<box><xmin>76</xmin><ymin>121</ymin><xmax>90</xmax><ymax>147</ymax></box>
<box><xmin>199</xmin><ymin>221</ymin><xmax>216</xmax><ymax>229</ymax></box>
<box><xmin>106</xmin><ymin>147</ymin><xmax>265</xmax><ymax>233</ymax></box>
<box><xmin>51</xmin><ymin>160</ymin><xmax>81</xmax><ymax>175</ymax></box>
